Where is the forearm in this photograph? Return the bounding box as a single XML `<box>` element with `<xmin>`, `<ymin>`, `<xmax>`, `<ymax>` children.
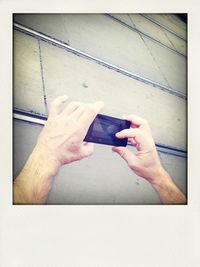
<box><xmin>14</xmin><ymin>145</ymin><xmax>60</xmax><ymax>204</ymax></box>
<box><xmin>151</xmin><ymin>169</ymin><xmax>186</xmax><ymax>204</ymax></box>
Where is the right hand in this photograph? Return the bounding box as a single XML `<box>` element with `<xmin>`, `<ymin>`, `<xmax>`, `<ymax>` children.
<box><xmin>36</xmin><ymin>95</ymin><xmax>104</xmax><ymax>172</ymax></box>
<box><xmin>112</xmin><ymin>115</ymin><xmax>167</xmax><ymax>185</ymax></box>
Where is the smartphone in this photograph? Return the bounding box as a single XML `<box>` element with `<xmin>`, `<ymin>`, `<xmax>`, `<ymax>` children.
<box><xmin>84</xmin><ymin>114</ymin><xmax>131</xmax><ymax>147</ymax></box>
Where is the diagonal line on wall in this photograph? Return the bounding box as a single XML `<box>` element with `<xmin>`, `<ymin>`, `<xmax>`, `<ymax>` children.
<box><xmin>105</xmin><ymin>14</ymin><xmax>186</xmax><ymax>58</ymax></box>
<box><xmin>140</xmin><ymin>14</ymin><xmax>187</xmax><ymax>42</ymax></box>
<box><xmin>38</xmin><ymin>39</ymin><xmax>48</xmax><ymax>114</ymax></box>
<box><xmin>127</xmin><ymin>14</ymin><xmax>172</xmax><ymax>89</ymax></box>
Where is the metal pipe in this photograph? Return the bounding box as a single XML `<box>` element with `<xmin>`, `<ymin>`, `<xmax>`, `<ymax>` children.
<box><xmin>13</xmin><ymin>109</ymin><xmax>187</xmax><ymax>158</ymax></box>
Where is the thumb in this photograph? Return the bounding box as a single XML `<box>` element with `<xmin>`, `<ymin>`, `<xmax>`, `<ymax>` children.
<box><xmin>112</xmin><ymin>146</ymin><xmax>137</xmax><ymax>167</ymax></box>
<box><xmin>82</xmin><ymin>142</ymin><xmax>94</xmax><ymax>157</ymax></box>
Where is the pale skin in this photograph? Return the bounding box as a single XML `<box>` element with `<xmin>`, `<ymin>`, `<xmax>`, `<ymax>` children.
<box><xmin>14</xmin><ymin>96</ymin><xmax>186</xmax><ymax>204</ymax></box>
<box><xmin>112</xmin><ymin>115</ymin><xmax>186</xmax><ymax>204</ymax></box>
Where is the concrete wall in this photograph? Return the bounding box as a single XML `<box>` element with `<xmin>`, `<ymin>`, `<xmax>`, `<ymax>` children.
<box><xmin>13</xmin><ymin>14</ymin><xmax>187</xmax><ymax>204</ymax></box>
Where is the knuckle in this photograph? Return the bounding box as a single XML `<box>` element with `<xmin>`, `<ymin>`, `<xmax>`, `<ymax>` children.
<box><xmin>71</xmin><ymin>101</ymin><xmax>81</xmax><ymax>107</ymax></box>
<box><xmin>50</xmin><ymin>100</ymin><xmax>59</xmax><ymax>108</ymax></box>
<box><xmin>84</xmin><ymin>151</ymin><xmax>92</xmax><ymax>158</ymax></box>
<box><xmin>86</xmin><ymin>105</ymin><xmax>96</xmax><ymax>115</ymax></box>
<box><xmin>119</xmin><ymin>150</ymin><xmax>125</xmax><ymax>158</ymax></box>
<box><xmin>69</xmin><ymin>142</ymin><xmax>80</xmax><ymax>153</ymax></box>
<box><xmin>84</xmin><ymin>147</ymin><xmax>93</xmax><ymax>157</ymax></box>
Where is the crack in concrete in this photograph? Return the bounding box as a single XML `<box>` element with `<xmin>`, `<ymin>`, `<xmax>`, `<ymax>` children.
<box><xmin>161</xmin><ymin>27</ymin><xmax>178</xmax><ymax>52</ymax></box>
<box><xmin>38</xmin><ymin>39</ymin><xmax>48</xmax><ymax>114</ymax></box>
<box><xmin>127</xmin><ymin>14</ymin><xmax>172</xmax><ymax>89</ymax></box>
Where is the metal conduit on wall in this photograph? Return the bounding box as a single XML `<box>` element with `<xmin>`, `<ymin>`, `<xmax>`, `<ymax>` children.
<box><xmin>13</xmin><ymin>108</ymin><xmax>187</xmax><ymax>158</ymax></box>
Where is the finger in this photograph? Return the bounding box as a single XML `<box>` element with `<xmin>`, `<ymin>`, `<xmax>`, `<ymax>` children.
<box><xmin>48</xmin><ymin>95</ymin><xmax>68</xmax><ymax>117</ymax></box>
<box><xmin>83</xmin><ymin>141</ymin><xmax>94</xmax><ymax>148</ymax></box>
<box><xmin>128</xmin><ymin>137</ymin><xmax>137</xmax><ymax>146</ymax></box>
<box><xmin>69</xmin><ymin>103</ymin><xmax>87</xmax><ymax>119</ymax></box>
<box><xmin>116</xmin><ymin>128</ymin><xmax>139</xmax><ymax>139</ymax></box>
<box><xmin>122</xmin><ymin>114</ymin><xmax>148</xmax><ymax>128</ymax></box>
<box><xmin>112</xmin><ymin>146</ymin><xmax>137</xmax><ymax>167</ymax></box>
<box><xmin>61</xmin><ymin>101</ymin><xmax>82</xmax><ymax>117</ymax></box>
<box><xmin>79</xmin><ymin>101</ymin><xmax>104</xmax><ymax>131</ymax></box>
<box><xmin>116</xmin><ymin>128</ymin><xmax>154</xmax><ymax>151</ymax></box>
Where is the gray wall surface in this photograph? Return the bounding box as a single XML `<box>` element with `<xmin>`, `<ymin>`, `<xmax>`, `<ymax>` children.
<box><xmin>14</xmin><ymin>14</ymin><xmax>187</xmax><ymax>94</ymax></box>
<box><xmin>13</xmin><ymin>14</ymin><xmax>187</xmax><ymax>204</ymax></box>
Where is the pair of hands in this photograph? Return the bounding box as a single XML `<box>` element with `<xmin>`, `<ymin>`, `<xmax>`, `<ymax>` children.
<box><xmin>36</xmin><ymin>95</ymin><xmax>164</xmax><ymax>186</ymax></box>
<box><xmin>15</xmin><ymin>95</ymin><xmax>185</xmax><ymax>204</ymax></box>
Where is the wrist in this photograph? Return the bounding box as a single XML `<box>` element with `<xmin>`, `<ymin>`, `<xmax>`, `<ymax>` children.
<box><xmin>148</xmin><ymin>167</ymin><xmax>173</xmax><ymax>189</ymax></box>
<box><xmin>149</xmin><ymin>168</ymin><xmax>186</xmax><ymax>204</ymax></box>
<box><xmin>32</xmin><ymin>144</ymin><xmax>61</xmax><ymax>176</ymax></box>
<box><xmin>14</xmin><ymin>145</ymin><xmax>60</xmax><ymax>204</ymax></box>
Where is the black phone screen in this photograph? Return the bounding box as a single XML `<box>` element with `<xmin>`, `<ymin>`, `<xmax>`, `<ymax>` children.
<box><xmin>84</xmin><ymin>114</ymin><xmax>131</xmax><ymax>146</ymax></box>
